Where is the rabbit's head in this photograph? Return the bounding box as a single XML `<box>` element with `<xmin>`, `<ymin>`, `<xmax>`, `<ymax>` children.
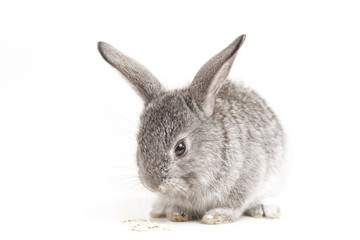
<box><xmin>98</xmin><ymin>35</ymin><xmax>246</xmax><ymax>197</ymax></box>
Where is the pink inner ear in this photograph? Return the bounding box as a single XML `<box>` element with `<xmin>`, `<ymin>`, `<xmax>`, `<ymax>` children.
<box><xmin>203</xmin><ymin>61</ymin><xmax>233</xmax><ymax>118</ymax></box>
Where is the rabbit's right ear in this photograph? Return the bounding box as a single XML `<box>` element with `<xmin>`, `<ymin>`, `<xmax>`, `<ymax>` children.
<box><xmin>190</xmin><ymin>35</ymin><xmax>246</xmax><ymax>117</ymax></box>
<box><xmin>98</xmin><ymin>42</ymin><xmax>163</xmax><ymax>103</ymax></box>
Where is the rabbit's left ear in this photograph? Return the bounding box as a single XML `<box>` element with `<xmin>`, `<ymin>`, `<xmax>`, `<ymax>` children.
<box><xmin>190</xmin><ymin>35</ymin><xmax>246</xmax><ymax>117</ymax></box>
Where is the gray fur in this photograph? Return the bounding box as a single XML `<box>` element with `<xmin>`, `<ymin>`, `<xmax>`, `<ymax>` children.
<box><xmin>97</xmin><ymin>35</ymin><xmax>285</xmax><ymax>224</ymax></box>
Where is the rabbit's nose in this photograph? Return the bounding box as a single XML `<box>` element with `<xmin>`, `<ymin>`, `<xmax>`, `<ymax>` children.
<box><xmin>158</xmin><ymin>185</ymin><xmax>168</xmax><ymax>194</ymax></box>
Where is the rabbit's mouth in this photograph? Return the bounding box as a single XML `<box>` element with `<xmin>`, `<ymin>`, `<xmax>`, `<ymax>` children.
<box><xmin>141</xmin><ymin>181</ymin><xmax>170</xmax><ymax>194</ymax></box>
<box><xmin>141</xmin><ymin>183</ymin><xmax>157</xmax><ymax>193</ymax></box>
<box><xmin>157</xmin><ymin>178</ymin><xmax>191</xmax><ymax>196</ymax></box>
<box><xmin>138</xmin><ymin>175</ymin><xmax>161</xmax><ymax>193</ymax></box>
<box><xmin>139</xmin><ymin>173</ymin><xmax>192</xmax><ymax>195</ymax></box>
<box><xmin>158</xmin><ymin>185</ymin><xmax>168</xmax><ymax>194</ymax></box>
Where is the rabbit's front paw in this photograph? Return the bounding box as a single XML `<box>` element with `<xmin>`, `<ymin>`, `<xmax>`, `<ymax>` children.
<box><xmin>150</xmin><ymin>196</ymin><xmax>166</xmax><ymax>218</ymax></box>
<box><xmin>245</xmin><ymin>204</ymin><xmax>281</xmax><ymax>219</ymax></box>
<box><xmin>167</xmin><ymin>209</ymin><xmax>189</xmax><ymax>222</ymax></box>
<box><xmin>201</xmin><ymin>208</ymin><xmax>233</xmax><ymax>224</ymax></box>
<box><xmin>167</xmin><ymin>213</ymin><xmax>189</xmax><ymax>222</ymax></box>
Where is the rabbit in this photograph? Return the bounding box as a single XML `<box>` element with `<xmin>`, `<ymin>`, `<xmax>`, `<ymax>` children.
<box><xmin>97</xmin><ymin>35</ymin><xmax>285</xmax><ymax>224</ymax></box>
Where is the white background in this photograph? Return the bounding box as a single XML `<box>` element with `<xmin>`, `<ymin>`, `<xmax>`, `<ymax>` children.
<box><xmin>1</xmin><ymin>0</ymin><xmax>359</xmax><ymax>239</ymax></box>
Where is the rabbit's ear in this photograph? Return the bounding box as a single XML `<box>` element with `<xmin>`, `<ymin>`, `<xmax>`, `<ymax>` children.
<box><xmin>190</xmin><ymin>35</ymin><xmax>246</xmax><ymax>117</ymax></box>
<box><xmin>98</xmin><ymin>42</ymin><xmax>163</xmax><ymax>103</ymax></box>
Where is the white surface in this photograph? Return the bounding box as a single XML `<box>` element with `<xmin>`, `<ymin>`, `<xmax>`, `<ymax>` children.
<box><xmin>1</xmin><ymin>0</ymin><xmax>360</xmax><ymax>239</ymax></box>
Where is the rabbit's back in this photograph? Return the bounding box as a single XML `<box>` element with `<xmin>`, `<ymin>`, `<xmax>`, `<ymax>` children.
<box><xmin>213</xmin><ymin>80</ymin><xmax>285</xmax><ymax>206</ymax></box>
<box><xmin>216</xmin><ymin>80</ymin><xmax>284</xmax><ymax>153</ymax></box>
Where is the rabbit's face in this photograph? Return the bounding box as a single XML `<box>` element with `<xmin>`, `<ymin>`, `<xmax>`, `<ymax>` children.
<box><xmin>136</xmin><ymin>91</ymin><xmax>200</xmax><ymax>194</ymax></box>
<box><xmin>136</xmin><ymin>91</ymin><xmax>227</xmax><ymax>197</ymax></box>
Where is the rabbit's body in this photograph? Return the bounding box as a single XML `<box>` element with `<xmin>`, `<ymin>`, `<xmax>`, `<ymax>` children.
<box><xmin>147</xmin><ymin>81</ymin><xmax>284</xmax><ymax>222</ymax></box>
<box><xmin>98</xmin><ymin>35</ymin><xmax>285</xmax><ymax>224</ymax></box>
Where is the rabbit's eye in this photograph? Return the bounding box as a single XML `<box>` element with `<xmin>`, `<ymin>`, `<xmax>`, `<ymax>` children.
<box><xmin>174</xmin><ymin>141</ymin><xmax>187</xmax><ymax>158</ymax></box>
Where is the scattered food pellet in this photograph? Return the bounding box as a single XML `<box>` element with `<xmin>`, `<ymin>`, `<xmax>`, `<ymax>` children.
<box><xmin>121</xmin><ymin>219</ymin><xmax>170</xmax><ymax>232</ymax></box>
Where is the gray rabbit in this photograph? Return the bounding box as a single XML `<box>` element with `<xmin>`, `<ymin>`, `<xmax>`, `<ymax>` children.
<box><xmin>97</xmin><ymin>35</ymin><xmax>285</xmax><ymax>224</ymax></box>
